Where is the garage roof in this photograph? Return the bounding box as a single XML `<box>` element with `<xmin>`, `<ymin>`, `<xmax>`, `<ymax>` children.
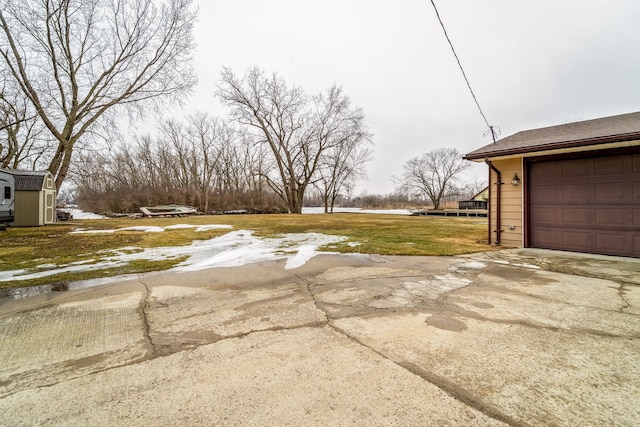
<box><xmin>464</xmin><ymin>111</ymin><xmax>640</xmax><ymax>160</ymax></box>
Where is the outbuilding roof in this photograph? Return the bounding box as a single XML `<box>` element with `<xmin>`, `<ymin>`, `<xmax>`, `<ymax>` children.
<box><xmin>0</xmin><ymin>169</ymin><xmax>51</xmax><ymax>191</ymax></box>
<box><xmin>464</xmin><ymin>111</ymin><xmax>640</xmax><ymax>160</ymax></box>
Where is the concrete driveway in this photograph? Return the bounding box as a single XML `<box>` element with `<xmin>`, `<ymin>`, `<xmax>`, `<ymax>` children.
<box><xmin>0</xmin><ymin>249</ymin><xmax>639</xmax><ymax>426</ymax></box>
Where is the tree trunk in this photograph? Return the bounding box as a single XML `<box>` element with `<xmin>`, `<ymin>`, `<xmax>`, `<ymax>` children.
<box><xmin>53</xmin><ymin>146</ymin><xmax>73</xmax><ymax>190</ymax></box>
<box><xmin>288</xmin><ymin>185</ymin><xmax>306</xmax><ymax>214</ymax></box>
<box><xmin>431</xmin><ymin>196</ymin><xmax>440</xmax><ymax>210</ymax></box>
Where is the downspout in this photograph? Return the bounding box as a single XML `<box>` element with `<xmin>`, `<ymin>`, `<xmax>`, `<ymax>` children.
<box><xmin>484</xmin><ymin>161</ymin><xmax>491</xmax><ymax>245</ymax></box>
<box><xmin>484</xmin><ymin>157</ymin><xmax>502</xmax><ymax>245</ymax></box>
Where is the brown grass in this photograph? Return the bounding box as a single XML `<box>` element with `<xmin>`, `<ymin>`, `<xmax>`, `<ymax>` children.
<box><xmin>0</xmin><ymin>213</ymin><xmax>492</xmax><ymax>288</ymax></box>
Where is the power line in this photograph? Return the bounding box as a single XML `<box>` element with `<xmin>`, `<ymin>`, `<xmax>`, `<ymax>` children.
<box><xmin>429</xmin><ymin>0</ymin><xmax>499</xmax><ymax>142</ymax></box>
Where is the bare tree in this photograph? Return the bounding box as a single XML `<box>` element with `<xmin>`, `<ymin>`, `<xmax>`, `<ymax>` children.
<box><xmin>317</xmin><ymin>141</ymin><xmax>372</xmax><ymax>213</ymax></box>
<box><xmin>217</xmin><ymin>67</ymin><xmax>308</xmax><ymax>213</ymax></box>
<box><xmin>394</xmin><ymin>148</ymin><xmax>469</xmax><ymax>210</ymax></box>
<box><xmin>0</xmin><ymin>0</ymin><xmax>197</xmax><ymax>188</ymax></box>
<box><xmin>187</xmin><ymin>113</ymin><xmax>228</xmax><ymax>213</ymax></box>
<box><xmin>312</xmin><ymin>86</ymin><xmax>372</xmax><ymax>213</ymax></box>
<box><xmin>159</xmin><ymin>119</ymin><xmax>196</xmax><ymax>204</ymax></box>
<box><xmin>0</xmin><ymin>87</ymin><xmax>29</xmax><ymax>167</ymax></box>
<box><xmin>217</xmin><ymin>67</ymin><xmax>369</xmax><ymax>213</ymax></box>
<box><xmin>238</xmin><ymin>132</ymin><xmax>273</xmax><ymax>209</ymax></box>
<box><xmin>457</xmin><ymin>178</ymin><xmax>488</xmax><ymax>201</ymax></box>
<box><xmin>0</xmin><ymin>80</ymin><xmax>50</xmax><ymax>169</ymax></box>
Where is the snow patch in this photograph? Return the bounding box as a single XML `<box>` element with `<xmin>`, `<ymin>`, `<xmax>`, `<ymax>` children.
<box><xmin>1</xmin><ymin>230</ymin><xmax>349</xmax><ymax>283</ymax></box>
<box><xmin>67</xmin><ymin>209</ymin><xmax>107</xmax><ymax>219</ymax></box>
<box><xmin>70</xmin><ymin>223</ymin><xmax>233</xmax><ymax>234</ymax></box>
<box><xmin>458</xmin><ymin>261</ymin><xmax>487</xmax><ymax>270</ymax></box>
<box><xmin>285</xmin><ymin>245</ymin><xmax>317</xmax><ymax>270</ymax></box>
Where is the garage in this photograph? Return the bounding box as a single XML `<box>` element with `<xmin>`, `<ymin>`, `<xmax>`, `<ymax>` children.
<box><xmin>464</xmin><ymin>111</ymin><xmax>640</xmax><ymax>258</ymax></box>
<box><xmin>527</xmin><ymin>151</ymin><xmax>640</xmax><ymax>257</ymax></box>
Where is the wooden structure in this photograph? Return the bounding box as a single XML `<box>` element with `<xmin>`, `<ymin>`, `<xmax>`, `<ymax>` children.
<box><xmin>139</xmin><ymin>205</ymin><xmax>197</xmax><ymax>217</ymax></box>
<box><xmin>458</xmin><ymin>186</ymin><xmax>489</xmax><ymax>210</ymax></box>
<box><xmin>6</xmin><ymin>170</ymin><xmax>57</xmax><ymax>226</ymax></box>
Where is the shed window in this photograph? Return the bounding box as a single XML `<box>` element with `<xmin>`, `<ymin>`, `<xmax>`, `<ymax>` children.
<box><xmin>4</xmin><ymin>186</ymin><xmax>10</xmax><ymax>200</ymax></box>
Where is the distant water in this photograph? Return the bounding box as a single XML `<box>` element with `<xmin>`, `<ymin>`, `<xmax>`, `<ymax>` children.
<box><xmin>301</xmin><ymin>207</ymin><xmax>412</xmax><ymax>215</ymax></box>
<box><xmin>65</xmin><ymin>207</ymin><xmax>412</xmax><ymax>218</ymax></box>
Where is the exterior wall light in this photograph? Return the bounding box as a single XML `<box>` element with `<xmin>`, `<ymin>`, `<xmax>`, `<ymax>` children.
<box><xmin>511</xmin><ymin>172</ymin><xmax>521</xmax><ymax>186</ymax></box>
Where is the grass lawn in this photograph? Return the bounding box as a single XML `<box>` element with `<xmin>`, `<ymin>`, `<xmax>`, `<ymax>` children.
<box><xmin>0</xmin><ymin>213</ymin><xmax>492</xmax><ymax>289</ymax></box>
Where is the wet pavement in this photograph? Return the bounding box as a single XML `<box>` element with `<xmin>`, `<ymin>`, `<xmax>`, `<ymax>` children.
<box><xmin>0</xmin><ymin>249</ymin><xmax>639</xmax><ymax>426</ymax></box>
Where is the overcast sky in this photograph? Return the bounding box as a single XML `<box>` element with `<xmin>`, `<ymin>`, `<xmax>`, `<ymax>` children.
<box><xmin>173</xmin><ymin>0</ymin><xmax>640</xmax><ymax>194</ymax></box>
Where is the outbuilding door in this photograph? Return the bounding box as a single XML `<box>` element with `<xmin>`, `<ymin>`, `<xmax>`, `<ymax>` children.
<box><xmin>43</xmin><ymin>190</ymin><xmax>56</xmax><ymax>224</ymax></box>
<box><xmin>527</xmin><ymin>152</ymin><xmax>640</xmax><ymax>258</ymax></box>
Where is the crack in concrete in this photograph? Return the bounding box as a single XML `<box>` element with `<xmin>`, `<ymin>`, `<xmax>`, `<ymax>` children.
<box><xmin>487</xmin><ymin>257</ymin><xmax>640</xmax><ymax>288</ymax></box>
<box><xmin>466</xmin><ymin>282</ymin><xmax>640</xmax><ymax>319</ymax></box>
<box><xmin>291</xmin><ymin>272</ymin><xmax>329</xmax><ymax>325</ymax></box>
<box><xmin>290</xmin><ymin>270</ymin><xmax>520</xmax><ymax>427</ymax></box>
<box><xmin>139</xmin><ymin>279</ymin><xmax>156</xmax><ymax>358</ymax></box>
<box><xmin>326</xmin><ymin>319</ymin><xmax>524</xmax><ymax>427</ymax></box>
<box><xmin>0</xmin><ymin>353</ymin><xmax>151</xmax><ymax>399</ymax></box>
<box><xmin>618</xmin><ymin>283</ymin><xmax>632</xmax><ymax>313</ymax></box>
<box><xmin>396</xmin><ymin>360</ymin><xmax>529</xmax><ymax>427</ymax></box>
<box><xmin>6</xmin><ymin>261</ymin><xmax>633</xmax><ymax>424</ymax></box>
<box><xmin>131</xmin><ymin>271</ymin><xmax>331</xmax><ymax>360</ymax></box>
<box><xmin>441</xmin><ymin>305</ymin><xmax>640</xmax><ymax>339</ymax></box>
<box><xmin>297</xmin><ymin>266</ymin><xmax>638</xmax><ymax>424</ymax></box>
<box><xmin>212</xmin><ymin>322</ymin><xmax>328</xmax><ymax>343</ymax></box>
<box><xmin>465</xmin><ymin>252</ymin><xmax>640</xmax><ymax>289</ymax></box>
<box><xmin>425</xmin><ymin>278</ymin><xmax>640</xmax><ymax>339</ymax></box>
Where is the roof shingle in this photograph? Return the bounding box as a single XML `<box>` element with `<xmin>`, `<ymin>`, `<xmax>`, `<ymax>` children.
<box><xmin>464</xmin><ymin>111</ymin><xmax>640</xmax><ymax>160</ymax></box>
<box><xmin>0</xmin><ymin>169</ymin><xmax>50</xmax><ymax>191</ymax></box>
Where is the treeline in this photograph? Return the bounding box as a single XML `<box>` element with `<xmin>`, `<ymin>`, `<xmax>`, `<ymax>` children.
<box><xmin>304</xmin><ymin>187</ymin><xmax>483</xmax><ymax>211</ymax></box>
<box><xmin>72</xmin><ymin>67</ymin><xmax>373</xmax><ymax>215</ymax></box>
<box><xmin>72</xmin><ymin>115</ymin><xmax>286</xmax><ymax>214</ymax></box>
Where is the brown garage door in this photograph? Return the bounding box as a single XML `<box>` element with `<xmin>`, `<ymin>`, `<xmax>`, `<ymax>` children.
<box><xmin>528</xmin><ymin>152</ymin><xmax>640</xmax><ymax>258</ymax></box>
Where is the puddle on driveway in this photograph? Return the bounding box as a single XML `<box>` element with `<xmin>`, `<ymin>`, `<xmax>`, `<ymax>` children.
<box><xmin>425</xmin><ymin>315</ymin><xmax>468</xmax><ymax>332</ymax></box>
<box><xmin>0</xmin><ymin>275</ymin><xmax>139</xmax><ymax>300</ymax></box>
<box><xmin>0</xmin><ymin>283</ymin><xmax>62</xmax><ymax>299</ymax></box>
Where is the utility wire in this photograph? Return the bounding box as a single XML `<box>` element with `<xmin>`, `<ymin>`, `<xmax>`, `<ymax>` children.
<box><xmin>429</xmin><ymin>0</ymin><xmax>499</xmax><ymax>142</ymax></box>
